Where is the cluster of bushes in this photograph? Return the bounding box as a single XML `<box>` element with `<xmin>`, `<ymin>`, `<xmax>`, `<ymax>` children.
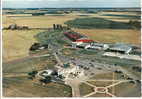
<box><xmin>39</xmin><ymin>76</ymin><xmax>52</xmax><ymax>84</ymax></box>
<box><xmin>39</xmin><ymin>71</ymin><xmax>63</xmax><ymax>84</ymax></box>
<box><xmin>31</xmin><ymin>11</ymin><xmax>64</xmax><ymax>16</ymax></box>
<box><xmin>46</xmin><ymin>11</ymin><xmax>63</xmax><ymax>14</ymax></box>
<box><xmin>32</xmin><ymin>13</ymin><xmax>45</xmax><ymax>16</ymax></box>
<box><xmin>128</xmin><ymin>20</ymin><xmax>141</xmax><ymax>29</ymax></box>
<box><xmin>5</xmin><ymin>11</ymin><xmax>64</xmax><ymax>16</ymax></box>
<box><xmin>65</xmin><ymin>17</ymin><xmax>132</xmax><ymax>29</ymax></box>
<box><xmin>29</xmin><ymin>43</ymin><xmax>48</xmax><ymax>51</ymax></box>
<box><xmin>4</xmin><ymin>11</ymin><xmax>25</xmax><ymax>14</ymax></box>
<box><xmin>28</xmin><ymin>70</ymin><xmax>38</xmax><ymax>80</ymax></box>
<box><xmin>35</xmin><ymin>30</ymin><xmax>69</xmax><ymax>48</ymax></box>
<box><xmin>132</xmin><ymin>66</ymin><xmax>141</xmax><ymax>72</ymax></box>
<box><xmin>85</xmin><ymin>10</ymin><xmax>98</xmax><ymax>14</ymax></box>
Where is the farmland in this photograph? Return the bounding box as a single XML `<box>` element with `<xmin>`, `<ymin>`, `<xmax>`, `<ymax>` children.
<box><xmin>3</xmin><ymin>30</ymin><xmax>44</xmax><ymax>62</ymax></box>
<box><xmin>73</xmin><ymin>29</ymin><xmax>141</xmax><ymax>46</ymax></box>
<box><xmin>2</xmin><ymin>14</ymin><xmax>78</xmax><ymax>28</ymax></box>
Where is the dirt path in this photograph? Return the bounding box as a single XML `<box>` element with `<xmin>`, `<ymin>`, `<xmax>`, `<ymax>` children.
<box><xmin>3</xmin><ymin>73</ymin><xmax>28</xmax><ymax>78</ymax></box>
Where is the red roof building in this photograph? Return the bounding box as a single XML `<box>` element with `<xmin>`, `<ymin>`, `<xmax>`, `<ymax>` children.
<box><xmin>64</xmin><ymin>31</ymin><xmax>94</xmax><ymax>43</ymax></box>
<box><xmin>64</xmin><ymin>31</ymin><xmax>83</xmax><ymax>41</ymax></box>
<box><xmin>75</xmin><ymin>39</ymin><xmax>94</xmax><ymax>43</ymax></box>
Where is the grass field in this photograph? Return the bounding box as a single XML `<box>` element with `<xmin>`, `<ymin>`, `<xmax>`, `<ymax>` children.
<box><xmin>79</xmin><ymin>81</ymin><xmax>141</xmax><ymax>97</ymax></box>
<box><xmin>2</xmin><ymin>14</ymin><xmax>78</xmax><ymax>61</ymax></box>
<box><xmin>102</xmin><ymin>14</ymin><xmax>140</xmax><ymax>19</ymax></box>
<box><xmin>65</xmin><ymin>17</ymin><xmax>132</xmax><ymax>29</ymax></box>
<box><xmin>3</xmin><ymin>30</ymin><xmax>45</xmax><ymax>62</ymax></box>
<box><xmin>89</xmin><ymin>93</ymin><xmax>111</xmax><ymax>97</ymax></box>
<box><xmin>3</xmin><ymin>14</ymin><xmax>79</xmax><ymax>28</ymax></box>
<box><xmin>3</xmin><ymin>55</ymin><xmax>56</xmax><ymax>73</ymax></box>
<box><xmin>3</xmin><ymin>77</ymin><xmax>72</xmax><ymax>97</ymax></box>
<box><xmin>73</xmin><ymin>29</ymin><xmax>141</xmax><ymax>46</ymax></box>
<box><xmin>79</xmin><ymin>83</ymin><xmax>94</xmax><ymax>96</ymax></box>
<box><xmin>108</xmin><ymin>82</ymin><xmax>141</xmax><ymax>97</ymax></box>
<box><xmin>87</xmin><ymin>81</ymin><xmax>115</xmax><ymax>87</ymax></box>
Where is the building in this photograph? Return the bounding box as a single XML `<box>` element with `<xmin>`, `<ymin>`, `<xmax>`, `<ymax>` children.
<box><xmin>64</xmin><ymin>31</ymin><xmax>83</xmax><ymax>41</ymax></box>
<box><xmin>29</xmin><ymin>43</ymin><xmax>48</xmax><ymax>51</ymax></box>
<box><xmin>76</xmin><ymin>43</ymin><xmax>90</xmax><ymax>49</ymax></box>
<box><xmin>58</xmin><ymin>64</ymin><xmax>85</xmax><ymax>79</ymax></box>
<box><xmin>71</xmin><ymin>39</ymin><xmax>93</xmax><ymax>48</ymax></box>
<box><xmin>86</xmin><ymin>42</ymin><xmax>109</xmax><ymax>50</ymax></box>
<box><xmin>75</xmin><ymin>38</ymin><xmax>94</xmax><ymax>43</ymax></box>
<box><xmin>39</xmin><ymin>70</ymin><xmax>54</xmax><ymax>77</ymax></box>
<box><xmin>108</xmin><ymin>43</ymin><xmax>132</xmax><ymax>54</ymax></box>
<box><xmin>71</xmin><ymin>38</ymin><xmax>94</xmax><ymax>48</ymax></box>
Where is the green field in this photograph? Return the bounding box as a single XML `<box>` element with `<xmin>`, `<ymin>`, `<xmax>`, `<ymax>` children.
<box><xmin>102</xmin><ymin>14</ymin><xmax>141</xmax><ymax>19</ymax></box>
<box><xmin>65</xmin><ymin>17</ymin><xmax>133</xmax><ymax>29</ymax></box>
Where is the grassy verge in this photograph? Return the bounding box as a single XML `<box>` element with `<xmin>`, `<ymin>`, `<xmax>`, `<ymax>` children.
<box><xmin>79</xmin><ymin>83</ymin><xmax>94</xmax><ymax>96</ymax></box>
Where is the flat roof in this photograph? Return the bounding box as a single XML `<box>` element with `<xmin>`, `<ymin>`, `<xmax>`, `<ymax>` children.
<box><xmin>109</xmin><ymin>43</ymin><xmax>132</xmax><ymax>52</ymax></box>
<box><xmin>77</xmin><ymin>43</ymin><xmax>90</xmax><ymax>47</ymax></box>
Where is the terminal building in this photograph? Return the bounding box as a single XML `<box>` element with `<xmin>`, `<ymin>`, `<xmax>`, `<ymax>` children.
<box><xmin>108</xmin><ymin>43</ymin><xmax>132</xmax><ymax>54</ymax></box>
<box><xmin>86</xmin><ymin>42</ymin><xmax>109</xmax><ymax>50</ymax></box>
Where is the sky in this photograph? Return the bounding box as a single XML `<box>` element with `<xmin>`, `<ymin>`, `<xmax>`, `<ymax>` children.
<box><xmin>2</xmin><ymin>0</ymin><xmax>141</xmax><ymax>8</ymax></box>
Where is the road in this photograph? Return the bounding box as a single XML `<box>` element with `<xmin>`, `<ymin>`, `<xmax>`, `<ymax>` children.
<box><xmin>53</xmin><ymin>51</ymin><xmax>81</xmax><ymax>97</ymax></box>
<box><xmin>65</xmin><ymin>79</ymin><xmax>81</xmax><ymax>97</ymax></box>
<box><xmin>53</xmin><ymin>52</ymin><xmax>63</xmax><ymax>66</ymax></box>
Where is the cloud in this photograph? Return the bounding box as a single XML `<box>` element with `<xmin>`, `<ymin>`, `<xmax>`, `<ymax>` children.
<box><xmin>2</xmin><ymin>0</ymin><xmax>140</xmax><ymax>8</ymax></box>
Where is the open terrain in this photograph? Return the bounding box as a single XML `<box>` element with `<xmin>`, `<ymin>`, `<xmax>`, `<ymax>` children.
<box><xmin>73</xmin><ymin>29</ymin><xmax>141</xmax><ymax>46</ymax></box>
<box><xmin>3</xmin><ymin>30</ymin><xmax>44</xmax><ymax>62</ymax></box>
<box><xmin>2</xmin><ymin>14</ymin><xmax>78</xmax><ymax>28</ymax></box>
<box><xmin>2</xmin><ymin>14</ymin><xmax>78</xmax><ymax>62</ymax></box>
<box><xmin>2</xmin><ymin>8</ymin><xmax>141</xmax><ymax>97</ymax></box>
<box><xmin>3</xmin><ymin>10</ymin><xmax>141</xmax><ymax>62</ymax></box>
<box><xmin>3</xmin><ymin>77</ymin><xmax>72</xmax><ymax>97</ymax></box>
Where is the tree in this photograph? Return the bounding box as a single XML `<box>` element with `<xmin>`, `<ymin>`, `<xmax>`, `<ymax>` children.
<box><xmin>28</xmin><ymin>70</ymin><xmax>38</xmax><ymax>78</ymax></box>
<box><xmin>51</xmin><ymin>70</ymin><xmax>58</xmax><ymax>76</ymax></box>
<box><xmin>40</xmin><ymin>76</ymin><xmax>52</xmax><ymax>84</ymax></box>
<box><xmin>58</xmin><ymin>75</ymin><xmax>63</xmax><ymax>79</ymax></box>
<box><xmin>128</xmin><ymin>20</ymin><xmax>141</xmax><ymax>29</ymax></box>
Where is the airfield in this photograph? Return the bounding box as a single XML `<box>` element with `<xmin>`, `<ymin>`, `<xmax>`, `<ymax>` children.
<box><xmin>2</xmin><ymin>8</ymin><xmax>141</xmax><ymax>97</ymax></box>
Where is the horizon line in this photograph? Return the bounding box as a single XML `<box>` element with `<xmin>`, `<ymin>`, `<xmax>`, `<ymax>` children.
<box><xmin>3</xmin><ymin>7</ymin><xmax>141</xmax><ymax>9</ymax></box>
